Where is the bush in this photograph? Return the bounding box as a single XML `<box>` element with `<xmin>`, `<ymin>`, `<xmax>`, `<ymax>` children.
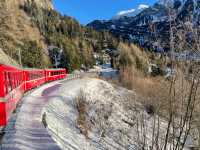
<box><xmin>118</xmin><ymin>43</ymin><xmax>148</xmax><ymax>72</ymax></box>
<box><xmin>75</xmin><ymin>90</ymin><xmax>90</xmax><ymax>138</ymax></box>
<box><xmin>21</xmin><ymin>40</ymin><xmax>48</xmax><ymax>68</ymax></box>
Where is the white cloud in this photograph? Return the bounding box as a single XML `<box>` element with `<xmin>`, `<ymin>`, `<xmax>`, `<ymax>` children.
<box><xmin>117</xmin><ymin>9</ymin><xmax>135</xmax><ymax>16</ymax></box>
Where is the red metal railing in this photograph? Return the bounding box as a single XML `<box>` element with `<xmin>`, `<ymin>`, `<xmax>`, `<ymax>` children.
<box><xmin>0</xmin><ymin>64</ymin><xmax>67</xmax><ymax>126</ymax></box>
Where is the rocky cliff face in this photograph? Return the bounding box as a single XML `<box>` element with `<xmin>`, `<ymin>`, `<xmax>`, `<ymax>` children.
<box><xmin>28</xmin><ymin>0</ymin><xmax>53</xmax><ymax>10</ymax></box>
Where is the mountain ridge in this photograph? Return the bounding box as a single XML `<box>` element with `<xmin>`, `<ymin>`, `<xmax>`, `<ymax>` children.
<box><xmin>112</xmin><ymin>4</ymin><xmax>149</xmax><ymax>20</ymax></box>
<box><xmin>88</xmin><ymin>0</ymin><xmax>200</xmax><ymax>52</ymax></box>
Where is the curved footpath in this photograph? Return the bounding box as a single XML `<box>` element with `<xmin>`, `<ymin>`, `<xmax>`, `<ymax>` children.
<box><xmin>0</xmin><ymin>79</ymin><xmax>67</xmax><ymax>150</ymax></box>
<box><xmin>0</xmin><ymin>70</ymin><xmax>115</xmax><ymax>150</ymax></box>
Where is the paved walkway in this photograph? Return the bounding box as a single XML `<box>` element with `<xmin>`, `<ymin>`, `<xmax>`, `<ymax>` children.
<box><xmin>0</xmin><ymin>73</ymin><xmax>98</xmax><ymax>150</ymax></box>
<box><xmin>0</xmin><ymin>81</ymin><xmax>63</xmax><ymax>150</ymax></box>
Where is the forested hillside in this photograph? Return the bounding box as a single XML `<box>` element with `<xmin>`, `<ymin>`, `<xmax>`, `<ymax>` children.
<box><xmin>0</xmin><ymin>0</ymin><xmax>119</xmax><ymax>70</ymax></box>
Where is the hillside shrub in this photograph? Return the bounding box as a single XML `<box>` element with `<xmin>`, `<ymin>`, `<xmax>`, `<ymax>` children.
<box><xmin>21</xmin><ymin>40</ymin><xmax>48</xmax><ymax>68</ymax></box>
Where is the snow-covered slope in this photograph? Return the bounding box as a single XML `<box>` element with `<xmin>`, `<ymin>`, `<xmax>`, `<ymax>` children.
<box><xmin>157</xmin><ymin>0</ymin><xmax>183</xmax><ymax>7</ymax></box>
<box><xmin>42</xmin><ymin>78</ymin><xmax>197</xmax><ymax>149</ymax></box>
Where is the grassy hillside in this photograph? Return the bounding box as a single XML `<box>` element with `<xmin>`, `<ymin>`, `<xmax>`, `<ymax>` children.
<box><xmin>0</xmin><ymin>48</ymin><xmax>19</xmax><ymax>66</ymax></box>
<box><xmin>0</xmin><ymin>0</ymin><xmax>50</xmax><ymax>67</ymax></box>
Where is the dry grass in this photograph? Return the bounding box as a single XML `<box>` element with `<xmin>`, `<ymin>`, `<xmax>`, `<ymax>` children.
<box><xmin>0</xmin><ymin>48</ymin><xmax>19</xmax><ymax>66</ymax></box>
<box><xmin>75</xmin><ymin>90</ymin><xmax>90</xmax><ymax>138</ymax></box>
<box><xmin>118</xmin><ymin>43</ymin><xmax>149</xmax><ymax>65</ymax></box>
<box><xmin>118</xmin><ymin>43</ymin><xmax>149</xmax><ymax>72</ymax></box>
<box><xmin>0</xmin><ymin>0</ymin><xmax>47</xmax><ymax>58</ymax></box>
<box><xmin>119</xmin><ymin>65</ymin><xmax>193</xmax><ymax>119</ymax></box>
<box><xmin>119</xmin><ymin>64</ymin><xmax>200</xmax><ymax>148</ymax></box>
<box><xmin>117</xmin><ymin>43</ymin><xmax>171</xmax><ymax>115</ymax></box>
<box><xmin>117</xmin><ymin>42</ymin><xmax>199</xmax><ymax>126</ymax></box>
<box><xmin>120</xmin><ymin>67</ymin><xmax>167</xmax><ymax>113</ymax></box>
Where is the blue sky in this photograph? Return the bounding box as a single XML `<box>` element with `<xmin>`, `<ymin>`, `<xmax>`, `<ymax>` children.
<box><xmin>52</xmin><ymin>0</ymin><xmax>157</xmax><ymax>25</ymax></box>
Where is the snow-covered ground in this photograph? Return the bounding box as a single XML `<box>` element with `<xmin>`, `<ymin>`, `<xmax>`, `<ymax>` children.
<box><xmin>43</xmin><ymin>77</ymin><xmax>194</xmax><ymax>150</ymax></box>
<box><xmin>1</xmin><ymin>72</ymin><xmax>196</xmax><ymax>150</ymax></box>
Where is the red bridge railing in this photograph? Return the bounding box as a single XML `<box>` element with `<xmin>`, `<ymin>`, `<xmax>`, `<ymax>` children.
<box><xmin>0</xmin><ymin>64</ymin><xmax>67</xmax><ymax>126</ymax></box>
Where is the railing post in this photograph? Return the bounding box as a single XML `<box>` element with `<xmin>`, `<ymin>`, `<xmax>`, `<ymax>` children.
<box><xmin>0</xmin><ymin>66</ymin><xmax>5</xmax><ymax>98</ymax></box>
<box><xmin>0</xmin><ymin>66</ymin><xmax>7</xmax><ymax>125</ymax></box>
<box><xmin>0</xmin><ymin>67</ymin><xmax>6</xmax><ymax>126</ymax></box>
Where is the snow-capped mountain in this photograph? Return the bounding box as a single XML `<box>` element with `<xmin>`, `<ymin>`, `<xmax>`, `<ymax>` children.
<box><xmin>112</xmin><ymin>4</ymin><xmax>149</xmax><ymax>20</ymax></box>
<box><xmin>87</xmin><ymin>0</ymin><xmax>200</xmax><ymax>52</ymax></box>
<box><xmin>158</xmin><ymin>0</ymin><xmax>179</xmax><ymax>6</ymax></box>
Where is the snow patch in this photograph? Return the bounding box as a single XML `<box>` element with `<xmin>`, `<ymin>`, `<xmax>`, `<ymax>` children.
<box><xmin>112</xmin><ymin>4</ymin><xmax>149</xmax><ymax>20</ymax></box>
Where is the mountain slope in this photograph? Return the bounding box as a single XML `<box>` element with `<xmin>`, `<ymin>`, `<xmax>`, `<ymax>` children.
<box><xmin>112</xmin><ymin>4</ymin><xmax>149</xmax><ymax>20</ymax></box>
<box><xmin>87</xmin><ymin>3</ymin><xmax>170</xmax><ymax>51</ymax></box>
<box><xmin>0</xmin><ymin>0</ymin><xmax>51</xmax><ymax>66</ymax></box>
<box><xmin>0</xmin><ymin>0</ymin><xmax>119</xmax><ymax>69</ymax></box>
<box><xmin>0</xmin><ymin>48</ymin><xmax>19</xmax><ymax>66</ymax></box>
<box><xmin>88</xmin><ymin>0</ymin><xmax>200</xmax><ymax>52</ymax></box>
